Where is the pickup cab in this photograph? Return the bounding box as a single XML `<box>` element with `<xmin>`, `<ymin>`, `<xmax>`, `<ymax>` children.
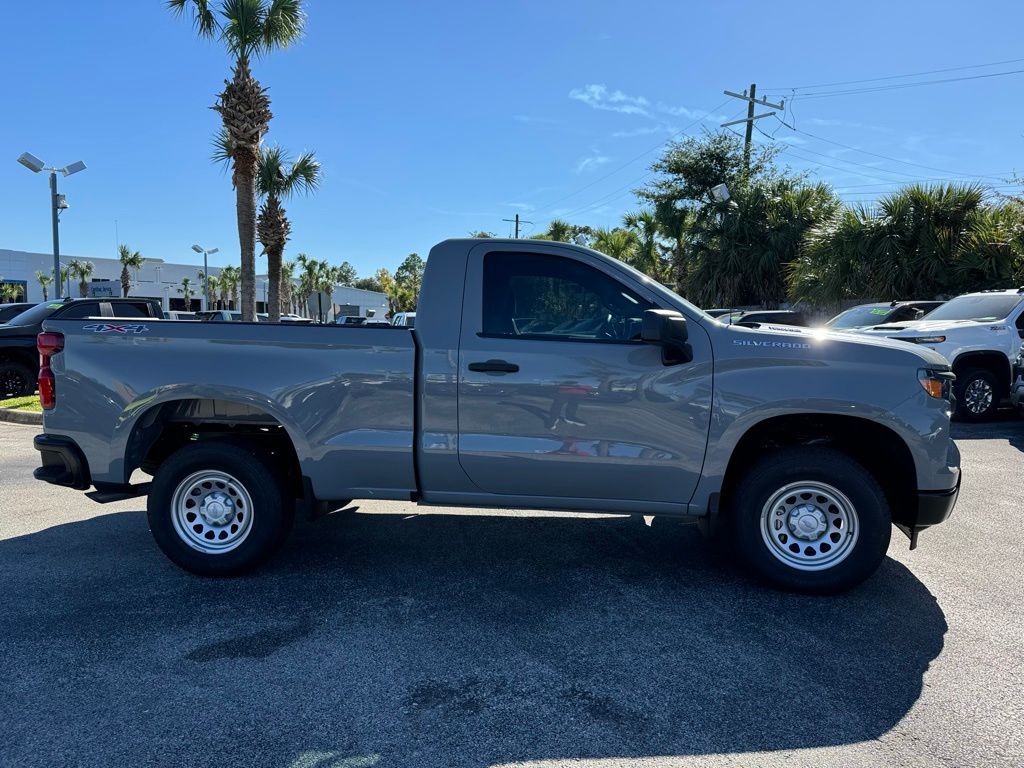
<box><xmin>857</xmin><ymin>288</ymin><xmax>1024</xmax><ymax>421</ymax></box>
<box><xmin>32</xmin><ymin>239</ymin><xmax>961</xmax><ymax>593</ymax></box>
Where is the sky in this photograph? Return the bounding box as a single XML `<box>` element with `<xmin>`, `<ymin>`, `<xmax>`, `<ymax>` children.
<box><xmin>1</xmin><ymin>1</ymin><xmax>1023</xmax><ymax>277</ymax></box>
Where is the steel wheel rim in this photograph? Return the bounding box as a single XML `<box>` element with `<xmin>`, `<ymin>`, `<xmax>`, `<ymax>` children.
<box><xmin>964</xmin><ymin>379</ymin><xmax>993</xmax><ymax>414</ymax></box>
<box><xmin>171</xmin><ymin>470</ymin><xmax>254</xmax><ymax>554</ymax></box>
<box><xmin>760</xmin><ymin>481</ymin><xmax>859</xmax><ymax>572</ymax></box>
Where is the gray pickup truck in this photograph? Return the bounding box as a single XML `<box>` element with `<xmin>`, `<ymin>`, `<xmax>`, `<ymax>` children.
<box><xmin>32</xmin><ymin>239</ymin><xmax>961</xmax><ymax>593</ymax></box>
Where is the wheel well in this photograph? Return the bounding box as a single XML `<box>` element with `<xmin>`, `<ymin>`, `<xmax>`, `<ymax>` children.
<box><xmin>721</xmin><ymin>414</ymin><xmax>917</xmax><ymax>525</ymax></box>
<box><xmin>0</xmin><ymin>349</ymin><xmax>37</xmax><ymax>371</ymax></box>
<box><xmin>125</xmin><ymin>399</ymin><xmax>304</xmax><ymax>497</ymax></box>
<box><xmin>952</xmin><ymin>352</ymin><xmax>1011</xmax><ymax>397</ymax></box>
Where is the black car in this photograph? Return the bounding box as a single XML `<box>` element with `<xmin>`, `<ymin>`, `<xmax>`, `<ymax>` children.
<box><xmin>0</xmin><ymin>297</ymin><xmax>162</xmax><ymax>397</ymax></box>
<box><xmin>825</xmin><ymin>300</ymin><xmax>945</xmax><ymax>330</ymax></box>
<box><xmin>0</xmin><ymin>303</ymin><xmax>37</xmax><ymax>324</ymax></box>
<box><xmin>720</xmin><ymin>309</ymin><xmax>809</xmax><ymax>327</ymax></box>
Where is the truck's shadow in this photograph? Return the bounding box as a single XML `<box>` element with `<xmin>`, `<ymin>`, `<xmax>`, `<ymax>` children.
<box><xmin>0</xmin><ymin>509</ymin><xmax>946</xmax><ymax>768</ymax></box>
<box><xmin>952</xmin><ymin>410</ymin><xmax>1023</xmax><ymax>453</ymax></box>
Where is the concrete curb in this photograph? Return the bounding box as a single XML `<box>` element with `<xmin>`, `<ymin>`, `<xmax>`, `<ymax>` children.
<box><xmin>0</xmin><ymin>408</ymin><xmax>42</xmax><ymax>426</ymax></box>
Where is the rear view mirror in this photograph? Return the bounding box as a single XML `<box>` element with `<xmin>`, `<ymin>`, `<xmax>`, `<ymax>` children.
<box><xmin>642</xmin><ymin>309</ymin><xmax>693</xmax><ymax>365</ymax></box>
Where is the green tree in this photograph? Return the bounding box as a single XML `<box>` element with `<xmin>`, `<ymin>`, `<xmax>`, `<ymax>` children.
<box><xmin>0</xmin><ymin>283</ymin><xmax>22</xmax><ymax>303</ymax></box>
<box><xmin>393</xmin><ymin>253</ymin><xmax>425</xmax><ymax>311</ymax></box>
<box><xmin>622</xmin><ymin>209</ymin><xmax>668</xmax><ymax>280</ymax></box>
<box><xmin>35</xmin><ymin>271</ymin><xmax>53</xmax><ymax>301</ymax></box>
<box><xmin>531</xmin><ymin>219</ymin><xmax>594</xmax><ymax>246</ymax></box>
<box><xmin>169</xmin><ymin>0</ymin><xmax>306</xmax><ymax>321</ymax></box>
<box><xmin>67</xmin><ymin>259</ymin><xmax>95</xmax><ymax>298</ymax></box>
<box><xmin>219</xmin><ymin>265</ymin><xmax>241</xmax><ymax>309</ymax></box>
<box><xmin>118</xmin><ymin>244</ymin><xmax>144</xmax><ymax>297</ymax></box>
<box><xmin>591</xmin><ymin>227</ymin><xmax>638</xmax><ymax>263</ymax></box>
<box><xmin>178</xmin><ymin>277</ymin><xmax>195</xmax><ymax>310</ymax></box>
<box><xmin>280</xmin><ymin>260</ymin><xmax>296</xmax><ymax>314</ymax></box>
<box><xmin>642</xmin><ymin>133</ymin><xmax>837</xmax><ymax>307</ymax></box>
<box><xmin>333</xmin><ymin>261</ymin><xmax>357</xmax><ymax>287</ymax></box>
<box><xmin>468</xmin><ymin>230</ymin><xmax>496</xmax><ymax>238</ymax></box>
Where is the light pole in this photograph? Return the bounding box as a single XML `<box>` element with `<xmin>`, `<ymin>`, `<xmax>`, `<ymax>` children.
<box><xmin>17</xmin><ymin>153</ymin><xmax>86</xmax><ymax>299</ymax></box>
<box><xmin>191</xmin><ymin>244</ymin><xmax>219</xmax><ymax>311</ymax></box>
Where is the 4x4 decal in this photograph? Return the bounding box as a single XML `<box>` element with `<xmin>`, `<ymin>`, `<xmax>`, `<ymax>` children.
<box><xmin>82</xmin><ymin>323</ymin><xmax>150</xmax><ymax>335</ymax></box>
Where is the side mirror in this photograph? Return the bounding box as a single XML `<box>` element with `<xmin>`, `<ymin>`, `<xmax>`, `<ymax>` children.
<box><xmin>641</xmin><ymin>309</ymin><xmax>693</xmax><ymax>365</ymax></box>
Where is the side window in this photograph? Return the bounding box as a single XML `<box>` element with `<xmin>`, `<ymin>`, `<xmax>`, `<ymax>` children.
<box><xmin>1015</xmin><ymin>306</ymin><xmax>1024</xmax><ymax>332</ymax></box>
<box><xmin>110</xmin><ymin>302</ymin><xmax>151</xmax><ymax>318</ymax></box>
<box><xmin>482</xmin><ymin>252</ymin><xmax>655</xmax><ymax>342</ymax></box>
<box><xmin>57</xmin><ymin>302</ymin><xmax>102</xmax><ymax>320</ymax></box>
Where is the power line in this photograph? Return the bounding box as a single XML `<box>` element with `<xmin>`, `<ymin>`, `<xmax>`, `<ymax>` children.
<box><xmin>532</xmin><ymin>97</ymin><xmax>732</xmax><ymax>217</ymax></box>
<box><xmin>777</xmin><ymin>68</ymin><xmax>1024</xmax><ymax>101</ymax></box>
<box><xmin>785</xmin><ymin>125</ymin><xmax>1008</xmax><ymax>180</ymax></box>
<box><xmin>764</xmin><ymin>56</ymin><xmax>1024</xmax><ymax>92</ymax></box>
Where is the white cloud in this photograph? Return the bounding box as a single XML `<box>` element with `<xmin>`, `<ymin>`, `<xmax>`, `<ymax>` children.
<box><xmin>575</xmin><ymin>152</ymin><xmax>611</xmax><ymax>174</ymax></box>
<box><xmin>611</xmin><ymin>125</ymin><xmax>675</xmax><ymax>138</ymax></box>
<box><xmin>569</xmin><ymin>84</ymin><xmax>650</xmax><ymax>116</ymax></box>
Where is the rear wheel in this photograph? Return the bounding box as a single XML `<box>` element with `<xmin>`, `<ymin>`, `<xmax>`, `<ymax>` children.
<box><xmin>954</xmin><ymin>367</ymin><xmax>999</xmax><ymax>422</ymax></box>
<box><xmin>0</xmin><ymin>361</ymin><xmax>34</xmax><ymax>398</ymax></box>
<box><xmin>727</xmin><ymin>447</ymin><xmax>891</xmax><ymax>594</ymax></box>
<box><xmin>147</xmin><ymin>442</ymin><xmax>293</xmax><ymax>576</ymax></box>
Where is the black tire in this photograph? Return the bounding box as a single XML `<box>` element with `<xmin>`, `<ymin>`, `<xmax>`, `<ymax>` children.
<box><xmin>147</xmin><ymin>442</ymin><xmax>293</xmax><ymax>576</ymax></box>
<box><xmin>726</xmin><ymin>446</ymin><xmax>891</xmax><ymax>594</ymax></box>
<box><xmin>0</xmin><ymin>361</ymin><xmax>34</xmax><ymax>398</ymax></box>
<box><xmin>953</xmin><ymin>367</ymin><xmax>1000</xmax><ymax>422</ymax></box>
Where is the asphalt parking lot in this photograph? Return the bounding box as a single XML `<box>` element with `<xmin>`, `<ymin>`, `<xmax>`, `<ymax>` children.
<box><xmin>0</xmin><ymin>417</ymin><xmax>1021</xmax><ymax>768</ymax></box>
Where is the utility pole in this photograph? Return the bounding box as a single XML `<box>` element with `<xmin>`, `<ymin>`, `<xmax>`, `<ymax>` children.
<box><xmin>501</xmin><ymin>213</ymin><xmax>532</xmax><ymax>238</ymax></box>
<box><xmin>721</xmin><ymin>84</ymin><xmax>784</xmax><ymax>174</ymax></box>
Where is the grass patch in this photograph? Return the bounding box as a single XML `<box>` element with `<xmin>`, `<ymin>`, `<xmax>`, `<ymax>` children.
<box><xmin>0</xmin><ymin>395</ymin><xmax>42</xmax><ymax>413</ymax></box>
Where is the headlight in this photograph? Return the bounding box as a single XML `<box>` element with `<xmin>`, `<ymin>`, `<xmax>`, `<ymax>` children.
<box><xmin>904</xmin><ymin>335</ymin><xmax>946</xmax><ymax>344</ymax></box>
<box><xmin>919</xmin><ymin>369</ymin><xmax>954</xmax><ymax>399</ymax></box>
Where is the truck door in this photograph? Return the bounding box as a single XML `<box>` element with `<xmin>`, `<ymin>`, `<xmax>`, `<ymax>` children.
<box><xmin>456</xmin><ymin>245</ymin><xmax>712</xmax><ymax>508</ymax></box>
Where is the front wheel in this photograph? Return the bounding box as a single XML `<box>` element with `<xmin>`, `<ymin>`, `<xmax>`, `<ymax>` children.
<box><xmin>954</xmin><ymin>367</ymin><xmax>999</xmax><ymax>422</ymax></box>
<box><xmin>147</xmin><ymin>442</ymin><xmax>293</xmax><ymax>576</ymax></box>
<box><xmin>727</xmin><ymin>447</ymin><xmax>891</xmax><ymax>594</ymax></box>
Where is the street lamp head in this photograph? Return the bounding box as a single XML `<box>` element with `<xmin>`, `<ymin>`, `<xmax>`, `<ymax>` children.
<box><xmin>207</xmin><ymin>247</ymin><xmax>219</xmax><ymax>256</ymax></box>
<box><xmin>191</xmin><ymin>244</ymin><xmax>203</xmax><ymax>253</ymax></box>
<box><xmin>17</xmin><ymin>152</ymin><xmax>45</xmax><ymax>173</ymax></box>
<box><xmin>61</xmin><ymin>160</ymin><xmax>87</xmax><ymax>177</ymax></box>
<box><xmin>710</xmin><ymin>183</ymin><xmax>731</xmax><ymax>203</ymax></box>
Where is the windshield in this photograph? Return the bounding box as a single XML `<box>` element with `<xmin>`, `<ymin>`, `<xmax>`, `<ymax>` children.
<box><xmin>826</xmin><ymin>305</ymin><xmax>891</xmax><ymax>329</ymax></box>
<box><xmin>1</xmin><ymin>301</ymin><xmax>63</xmax><ymax>327</ymax></box>
<box><xmin>923</xmin><ymin>294</ymin><xmax>1021</xmax><ymax>322</ymax></box>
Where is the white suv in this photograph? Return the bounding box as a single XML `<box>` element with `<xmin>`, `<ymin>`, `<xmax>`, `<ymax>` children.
<box><xmin>857</xmin><ymin>288</ymin><xmax>1024</xmax><ymax>420</ymax></box>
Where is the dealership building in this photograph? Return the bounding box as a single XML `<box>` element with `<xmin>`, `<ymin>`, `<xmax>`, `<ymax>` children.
<box><xmin>0</xmin><ymin>247</ymin><xmax>389</xmax><ymax>318</ymax></box>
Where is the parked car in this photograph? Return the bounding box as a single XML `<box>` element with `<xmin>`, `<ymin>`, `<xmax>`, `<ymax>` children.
<box><xmin>32</xmin><ymin>238</ymin><xmax>960</xmax><ymax>594</ymax></box>
<box><xmin>720</xmin><ymin>309</ymin><xmax>808</xmax><ymax>327</ymax></box>
<box><xmin>391</xmin><ymin>311</ymin><xmax>416</xmax><ymax>328</ymax></box>
<box><xmin>857</xmin><ymin>288</ymin><xmax>1024</xmax><ymax>421</ymax></box>
<box><xmin>703</xmin><ymin>308</ymin><xmax>735</xmax><ymax>318</ymax></box>
<box><xmin>0</xmin><ymin>303</ymin><xmax>37</xmax><ymax>325</ymax></box>
<box><xmin>0</xmin><ymin>296</ymin><xmax>161</xmax><ymax>397</ymax></box>
<box><xmin>196</xmin><ymin>310</ymin><xmax>270</xmax><ymax>322</ymax></box>
<box><xmin>163</xmin><ymin>311</ymin><xmax>198</xmax><ymax>321</ymax></box>
<box><xmin>825</xmin><ymin>301</ymin><xmax>946</xmax><ymax>331</ymax></box>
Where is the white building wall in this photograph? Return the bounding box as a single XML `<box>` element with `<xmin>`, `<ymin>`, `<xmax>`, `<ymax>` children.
<box><xmin>1</xmin><ymin>249</ymin><xmax>388</xmax><ymax>317</ymax></box>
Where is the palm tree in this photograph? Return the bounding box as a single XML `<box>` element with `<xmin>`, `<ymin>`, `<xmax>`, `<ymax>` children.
<box><xmin>218</xmin><ymin>265</ymin><xmax>241</xmax><ymax>309</ymax></box>
<box><xmin>254</xmin><ymin>144</ymin><xmax>320</xmax><ymax>321</ymax></box>
<box><xmin>118</xmin><ymin>244</ymin><xmax>144</xmax><ymax>297</ymax></box>
<box><xmin>623</xmin><ymin>209</ymin><xmax>667</xmax><ymax>280</ymax></box>
<box><xmin>35</xmin><ymin>271</ymin><xmax>53</xmax><ymax>301</ymax></box>
<box><xmin>169</xmin><ymin>0</ymin><xmax>306</xmax><ymax>322</ymax></box>
<box><xmin>281</xmin><ymin>260</ymin><xmax>296</xmax><ymax>314</ymax></box>
<box><xmin>0</xmin><ymin>283</ymin><xmax>22</xmax><ymax>303</ymax></box>
<box><xmin>591</xmin><ymin>227</ymin><xmax>638</xmax><ymax>263</ymax></box>
<box><xmin>178</xmin><ymin>277</ymin><xmax>196</xmax><ymax>310</ymax></box>
<box><xmin>59</xmin><ymin>266</ymin><xmax>71</xmax><ymax>298</ymax></box>
<box><xmin>67</xmin><ymin>260</ymin><xmax>95</xmax><ymax>298</ymax></box>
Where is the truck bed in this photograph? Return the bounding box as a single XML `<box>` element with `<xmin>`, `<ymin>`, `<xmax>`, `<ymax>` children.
<box><xmin>43</xmin><ymin>319</ymin><xmax>418</xmax><ymax>501</ymax></box>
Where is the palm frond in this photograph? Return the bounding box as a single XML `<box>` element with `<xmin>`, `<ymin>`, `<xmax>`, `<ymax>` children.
<box><xmin>261</xmin><ymin>0</ymin><xmax>305</xmax><ymax>52</ymax></box>
<box><xmin>167</xmin><ymin>0</ymin><xmax>218</xmax><ymax>38</ymax></box>
<box><xmin>210</xmin><ymin>128</ymin><xmax>234</xmax><ymax>169</ymax></box>
<box><xmin>221</xmin><ymin>0</ymin><xmax>266</xmax><ymax>60</ymax></box>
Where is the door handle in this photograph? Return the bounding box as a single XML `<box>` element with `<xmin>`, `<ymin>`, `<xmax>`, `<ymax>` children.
<box><xmin>468</xmin><ymin>359</ymin><xmax>520</xmax><ymax>374</ymax></box>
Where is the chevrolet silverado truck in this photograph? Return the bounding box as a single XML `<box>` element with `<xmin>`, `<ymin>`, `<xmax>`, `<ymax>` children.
<box><xmin>857</xmin><ymin>288</ymin><xmax>1024</xmax><ymax>421</ymax></box>
<box><xmin>31</xmin><ymin>239</ymin><xmax>961</xmax><ymax>593</ymax></box>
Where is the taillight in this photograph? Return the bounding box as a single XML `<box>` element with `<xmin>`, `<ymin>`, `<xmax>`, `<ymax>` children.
<box><xmin>37</xmin><ymin>332</ymin><xmax>64</xmax><ymax>410</ymax></box>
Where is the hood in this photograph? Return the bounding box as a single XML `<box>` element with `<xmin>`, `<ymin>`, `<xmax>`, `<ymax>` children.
<box><xmin>858</xmin><ymin>319</ymin><xmax>984</xmax><ymax>335</ymax></box>
<box><xmin>0</xmin><ymin>323</ymin><xmax>36</xmax><ymax>338</ymax></box>
<box><xmin>720</xmin><ymin>322</ymin><xmax>951</xmax><ymax>368</ymax></box>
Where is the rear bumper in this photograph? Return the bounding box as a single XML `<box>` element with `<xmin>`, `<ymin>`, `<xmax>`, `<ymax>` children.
<box><xmin>33</xmin><ymin>434</ymin><xmax>91</xmax><ymax>490</ymax></box>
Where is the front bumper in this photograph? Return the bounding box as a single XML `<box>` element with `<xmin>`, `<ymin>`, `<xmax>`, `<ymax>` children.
<box><xmin>896</xmin><ymin>475</ymin><xmax>961</xmax><ymax>549</ymax></box>
<box><xmin>1011</xmin><ymin>372</ymin><xmax>1024</xmax><ymax>410</ymax></box>
<box><xmin>33</xmin><ymin>434</ymin><xmax>91</xmax><ymax>490</ymax></box>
